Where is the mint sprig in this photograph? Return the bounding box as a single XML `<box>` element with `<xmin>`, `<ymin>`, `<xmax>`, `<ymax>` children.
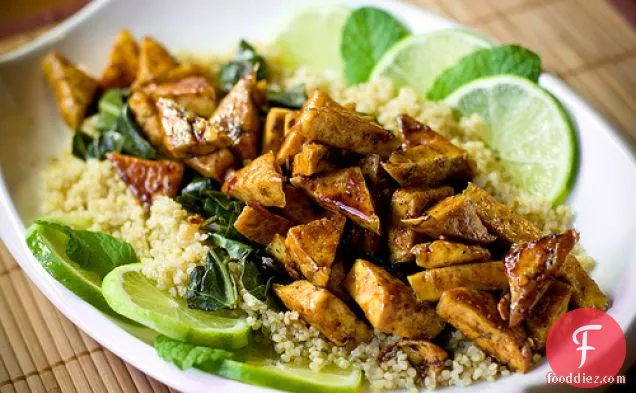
<box><xmin>428</xmin><ymin>44</ymin><xmax>542</xmax><ymax>100</ymax></box>
<box><xmin>341</xmin><ymin>7</ymin><xmax>410</xmax><ymax>85</ymax></box>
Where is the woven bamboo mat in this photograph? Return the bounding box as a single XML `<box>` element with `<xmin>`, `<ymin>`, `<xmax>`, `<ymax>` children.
<box><xmin>1</xmin><ymin>0</ymin><xmax>635</xmax><ymax>392</ymax></box>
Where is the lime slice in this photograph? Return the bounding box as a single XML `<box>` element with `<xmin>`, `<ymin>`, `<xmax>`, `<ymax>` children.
<box><xmin>26</xmin><ymin>223</ymin><xmax>113</xmax><ymax>314</ymax></box>
<box><xmin>218</xmin><ymin>361</ymin><xmax>362</xmax><ymax>393</ymax></box>
<box><xmin>370</xmin><ymin>28</ymin><xmax>493</xmax><ymax>100</ymax></box>
<box><xmin>274</xmin><ymin>4</ymin><xmax>351</xmax><ymax>73</ymax></box>
<box><xmin>444</xmin><ymin>75</ymin><xmax>577</xmax><ymax>203</ymax></box>
<box><xmin>102</xmin><ymin>264</ymin><xmax>250</xmax><ymax>349</ymax></box>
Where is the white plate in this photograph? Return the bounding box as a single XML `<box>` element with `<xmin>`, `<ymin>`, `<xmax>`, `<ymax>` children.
<box><xmin>1</xmin><ymin>0</ymin><xmax>635</xmax><ymax>392</ymax></box>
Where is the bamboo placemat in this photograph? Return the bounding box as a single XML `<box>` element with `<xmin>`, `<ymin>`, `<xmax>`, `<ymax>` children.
<box><xmin>1</xmin><ymin>0</ymin><xmax>635</xmax><ymax>392</ymax></box>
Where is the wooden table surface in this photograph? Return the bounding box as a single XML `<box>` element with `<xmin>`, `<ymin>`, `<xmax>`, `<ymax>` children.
<box><xmin>0</xmin><ymin>0</ymin><xmax>635</xmax><ymax>392</ymax></box>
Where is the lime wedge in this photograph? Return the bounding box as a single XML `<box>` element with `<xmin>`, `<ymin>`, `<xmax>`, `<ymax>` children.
<box><xmin>26</xmin><ymin>223</ymin><xmax>113</xmax><ymax>314</ymax></box>
<box><xmin>370</xmin><ymin>28</ymin><xmax>493</xmax><ymax>100</ymax></box>
<box><xmin>102</xmin><ymin>264</ymin><xmax>250</xmax><ymax>349</ymax></box>
<box><xmin>274</xmin><ymin>4</ymin><xmax>351</xmax><ymax>73</ymax></box>
<box><xmin>218</xmin><ymin>361</ymin><xmax>362</xmax><ymax>393</ymax></box>
<box><xmin>444</xmin><ymin>75</ymin><xmax>577</xmax><ymax>203</ymax></box>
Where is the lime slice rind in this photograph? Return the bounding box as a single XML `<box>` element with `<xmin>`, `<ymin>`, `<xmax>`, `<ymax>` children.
<box><xmin>218</xmin><ymin>360</ymin><xmax>362</xmax><ymax>393</ymax></box>
<box><xmin>102</xmin><ymin>264</ymin><xmax>250</xmax><ymax>349</ymax></box>
<box><xmin>370</xmin><ymin>28</ymin><xmax>493</xmax><ymax>100</ymax></box>
<box><xmin>445</xmin><ymin>75</ymin><xmax>577</xmax><ymax>204</ymax></box>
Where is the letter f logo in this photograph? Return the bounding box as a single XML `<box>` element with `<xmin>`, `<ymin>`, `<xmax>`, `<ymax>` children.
<box><xmin>572</xmin><ymin>324</ymin><xmax>602</xmax><ymax>368</ymax></box>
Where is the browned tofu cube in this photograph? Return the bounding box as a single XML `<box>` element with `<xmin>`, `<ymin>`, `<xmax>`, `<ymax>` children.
<box><xmin>101</xmin><ymin>30</ymin><xmax>139</xmax><ymax>89</ymax></box>
<box><xmin>326</xmin><ymin>259</ymin><xmax>350</xmax><ymax>301</ymax></box>
<box><xmin>276</xmin><ymin>129</ymin><xmax>306</xmax><ymax>167</ymax></box>
<box><xmin>463</xmin><ymin>183</ymin><xmax>542</xmax><ymax>245</ymax></box>
<box><xmin>273</xmin><ymin>280</ymin><xmax>372</xmax><ymax>346</ymax></box>
<box><xmin>284</xmin><ymin>111</ymin><xmax>299</xmax><ymax>135</ymax></box>
<box><xmin>395</xmin><ymin>339</ymin><xmax>448</xmax><ymax>374</ymax></box>
<box><xmin>184</xmin><ymin>148</ymin><xmax>236</xmax><ymax>182</ymax></box>
<box><xmin>437</xmin><ymin>288</ymin><xmax>532</xmax><ymax>373</ymax></box>
<box><xmin>135</xmin><ymin>37</ymin><xmax>178</xmax><ymax>87</ymax></box>
<box><xmin>396</xmin><ymin>114</ymin><xmax>451</xmax><ymax>150</ymax></box>
<box><xmin>525</xmin><ymin>281</ymin><xmax>572</xmax><ymax>352</ymax></box>
<box><xmin>402</xmin><ymin>195</ymin><xmax>496</xmax><ymax>245</ymax></box>
<box><xmin>128</xmin><ymin>91</ymin><xmax>164</xmax><ymax>147</ymax></box>
<box><xmin>275</xmin><ymin>184</ymin><xmax>324</xmax><ymax>224</ymax></box>
<box><xmin>344</xmin><ymin>259</ymin><xmax>445</xmax><ymax>339</ymax></box>
<box><xmin>221</xmin><ymin>152</ymin><xmax>286</xmax><ymax>207</ymax></box>
<box><xmin>42</xmin><ymin>52</ymin><xmax>99</xmax><ymax>129</ymax></box>
<box><xmin>262</xmin><ymin>108</ymin><xmax>292</xmax><ymax>155</ymax></box>
<box><xmin>143</xmin><ymin>76</ymin><xmax>217</xmax><ymax>118</ymax></box>
<box><xmin>292</xmin><ymin>143</ymin><xmax>336</xmax><ymax>177</ymax></box>
<box><xmin>345</xmin><ymin>223</ymin><xmax>382</xmax><ymax>256</ymax></box>
<box><xmin>210</xmin><ymin>71</ymin><xmax>263</xmax><ymax>162</ymax></box>
<box><xmin>266</xmin><ymin>234</ymin><xmax>300</xmax><ymax>279</ymax></box>
<box><xmin>233</xmin><ymin>204</ymin><xmax>293</xmax><ymax>246</ymax></box>
<box><xmin>408</xmin><ymin>261</ymin><xmax>508</xmax><ymax>301</ymax></box>
<box><xmin>388</xmin><ymin>187</ymin><xmax>454</xmax><ymax>263</ymax></box>
<box><xmin>504</xmin><ymin>229</ymin><xmax>579</xmax><ymax>327</ymax></box>
<box><xmin>412</xmin><ymin>240</ymin><xmax>491</xmax><ymax>268</ymax></box>
<box><xmin>106</xmin><ymin>152</ymin><xmax>183</xmax><ymax>208</ymax></box>
<box><xmin>295</xmin><ymin>91</ymin><xmax>400</xmax><ymax>158</ymax></box>
<box><xmin>157</xmin><ymin>98</ymin><xmax>232</xmax><ymax>158</ymax></box>
<box><xmin>285</xmin><ymin>215</ymin><xmax>346</xmax><ymax>287</ymax></box>
<box><xmin>356</xmin><ymin>154</ymin><xmax>396</xmax><ymax>204</ymax></box>
<box><xmin>382</xmin><ymin>142</ymin><xmax>474</xmax><ymax>187</ymax></box>
<box><xmin>291</xmin><ymin>167</ymin><xmax>381</xmax><ymax>234</ymax></box>
<box><xmin>558</xmin><ymin>255</ymin><xmax>609</xmax><ymax>311</ymax></box>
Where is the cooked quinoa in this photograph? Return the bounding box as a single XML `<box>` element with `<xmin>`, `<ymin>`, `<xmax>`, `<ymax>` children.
<box><xmin>41</xmin><ymin>57</ymin><xmax>591</xmax><ymax>391</ymax></box>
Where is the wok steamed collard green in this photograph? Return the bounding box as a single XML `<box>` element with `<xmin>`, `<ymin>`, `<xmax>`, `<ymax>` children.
<box><xmin>72</xmin><ymin>89</ymin><xmax>158</xmax><ymax>160</ymax></box>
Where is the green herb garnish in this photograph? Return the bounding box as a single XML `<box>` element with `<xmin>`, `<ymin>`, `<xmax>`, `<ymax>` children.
<box><xmin>341</xmin><ymin>7</ymin><xmax>410</xmax><ymax>85</ymax></box>
<box><xmin>34</xmin><ymin>219</ymin><xmax>137</xmax><ymax>279</ymax></box>
<box><xmin>428</xmin><ymin>44</ymin><xmax>541</xmax><ymax>100</ymax></box>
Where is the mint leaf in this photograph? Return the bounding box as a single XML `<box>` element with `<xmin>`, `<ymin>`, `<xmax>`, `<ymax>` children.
<box><xmin>428</xmin><ymin>44</ymin><xmax>541</xmax><ymax>100</ymax></box>
<box><xmin>155</xmin><ymin>335</ymin><xmax>233</xmax><ymax>372</ymax></box>
<box><xmin>65</xmin><ymin>230</ymin><xmax>137</xmax><ymax>278</ymax></box>
<box><xmin>35</xmin><ymin>219</ymin><xmax>137</xmax><ymax>278</ymax></box>
<box><xmin>341</xmin><ymin>7</ymin><xmax>409</xmax><ymax>85</ymax></box>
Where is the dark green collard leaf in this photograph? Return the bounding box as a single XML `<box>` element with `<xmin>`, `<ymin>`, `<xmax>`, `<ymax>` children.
<box><xmin>266</xmin><ymin>84</ymin><xmax>307</xmax><ymax>109</ymax></box>
<box><xmin>210</xmin><ymin>234</ymin><xmax>252</xmax><ymax>263</ymax></box>
<box><xmin>241</xmin><ymin>259</ymin><xmax>273</xmax><ymax>302</ymax></box>
<box><xmin>71</xmin><ymin>130</ymin><xmax>94</xmax><ymax>160</ymax></box>
<box><xmin>341</xmin><ymin>7</ymin><xmax>410</xmax><ymax>85</ymax></box>
<box><xmin>155</xmin><ymin>335</ymin><xmax>233</xmax><ymax>372</ymax></box>
<box><xmin>34</xmin><ymin>220</ymin><xmax>137</xmax><ymax>279</ymax></box>
<box><xmin>95</xmin><ymin>88</ymin><xmax>128</xmax><ymax>133</ymax></box>
<box><xmin>428</xmin><ymin>45</ymin><xmax>542</xmax><ymax>100</ymax></box>
<box><xmin>116</xmin><ymin>105</ymin><xmax>158</xmax><ymax>159</ymax></box>
<box><xmin>187</xmin><ymin>249</ymin><xmax>239</xmax><ymax>311</ymax></box>
<box><xmin>72</xmin><ymin>89</ymin><xmax>156</xmax><ymax>161</ymax></box>
<box><xmin>218</xmin><ymin>40</ymin><xmax>268</xmax><ymax>92</ymax></box>
<box><xmin>88</xmin><ymin>130</ymin><xmax>126</xmax><ymax>159</ymax></box>
<box><xmin>176</xmin><ymin>177</ymin><xmax>245</xmax><ymax>239</ymax></box>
